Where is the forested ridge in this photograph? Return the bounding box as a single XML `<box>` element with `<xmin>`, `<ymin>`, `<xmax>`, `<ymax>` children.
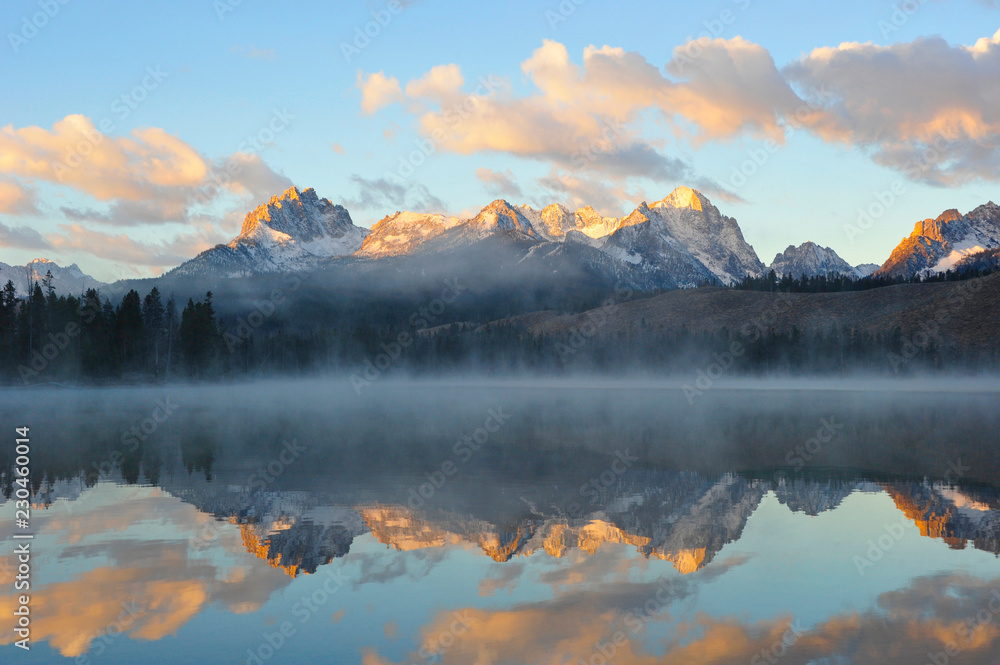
<box><xmin>1</xmin><ymin>264</ymin><xmax>998</xmax><ymax>386</ymax></box>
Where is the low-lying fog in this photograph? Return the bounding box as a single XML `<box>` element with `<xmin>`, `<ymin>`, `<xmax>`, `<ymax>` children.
<box><xmin>2</xmin><ymin>376</ymin><xmax>998</xmax><ymax>488</ymax></box>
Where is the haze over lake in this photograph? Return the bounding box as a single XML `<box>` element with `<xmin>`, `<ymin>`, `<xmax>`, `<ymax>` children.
<box><xmin>2</xmin><ymin>379</ymin><xmax>1000</xmax><ymax>664</ymax></box>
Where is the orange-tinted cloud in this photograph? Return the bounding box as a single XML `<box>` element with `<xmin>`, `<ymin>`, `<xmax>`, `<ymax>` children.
<box><xmin>357</xmin><ymin>71</ymin><xmax>404</xmax><ymax>115</ymax></box>
<box><xmin>0</xmin><ymin>179</ymin><xmax>38</xmax><ymax>215</ymax></box>
<box><xmin>0</xmin><ymin>115</ymin><xmax>206</xmax><ymax>202</ymax></box>
<box><xmin>0</xmin><ymin>485</ymin><xmax>291</xmax><ymax>657</ymax></box>
<box><xmin>363</xmin><ymin>572</ymin><xmax>1000</xmax><ymax>665</ymax></box>
<box><xmin>784</xmin><ymin>30</ymin><xmax>1000</xmax><ymax>184</ymax></box>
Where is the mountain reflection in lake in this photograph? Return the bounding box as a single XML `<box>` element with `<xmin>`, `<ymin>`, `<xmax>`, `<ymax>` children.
<box><xmin>2</xmin><ymin>379</ymin><xmax>1000</xmax><ymax>664</ymax></box>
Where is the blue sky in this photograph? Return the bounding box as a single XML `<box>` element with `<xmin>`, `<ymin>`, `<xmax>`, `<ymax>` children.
<box><xmin>1</xmin><ymin>0</ymin><xmax>999</xmax><ymax>280</ymax></box>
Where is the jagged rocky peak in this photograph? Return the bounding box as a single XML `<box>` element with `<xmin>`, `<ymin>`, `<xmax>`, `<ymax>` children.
<box><xmin>471</xmin><ymin>199</ymin><xmax>536</xmax><ymax>236</ymax></box>
<box><xmin>539</xmin><ymin>204</ymin><xmax>574</xmax><ymax>237</ymax></box>
<box><xmin>615</xmin><ymin>201</ymin><xmax>653</xmax><ymax>230</ymax></box>
<box><xmin>854</xmin><ymin>263</ymin><xmax>880</xmax><ymax>278</ymax></box>
<box><xmin>356</xmin><ymin>210</ymin><xmax>464</xmax><ymax>258</ymax></box>
<box><xmin>603</xmin><ymin>186</ymin><xmax>766</xmax><ymax>285</ymax></box>
<box><xmin>572</xmin><ymin>205</ymin><xmax>620</xmax><ymax>238</ymax></box>
<box><xmin>239</xmin><ymin>186</ymin><xmax>357</xmax><ymax>244</ymax></box>
<box><xmin>0</xmin><ymin>258</ymin><xmax>105</xmax><ymax>296</ymax></box>
<box><xmin>909</xmin><ymin>209</ymin><xmax>962</xmax><ymax>244</ymax></box>
<box><xmin>517</xmin><ymin>203</ymin><xmax>619</xmax><ymax>242</ymax></box>
<box><xmin>651</xmin><ymin>185</ymin><xmax>709</xmax><ymax>212</ymax></box>
<box><xmin>769</xmin><ymin>241</ymin><xmax>862</xmax><ymax>279</ymax></box>
<box><xmin>168</xmin><ymin>186</ymin><xmax>368</xmax><ymax>278</ymax></box>
<box><xmin>877</xmin><ymin>201</ymin><xmax>1000</xmax><ymax>278</ymax></box>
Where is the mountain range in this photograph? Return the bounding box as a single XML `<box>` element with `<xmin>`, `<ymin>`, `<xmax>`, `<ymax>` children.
<box><xmin>153</xmin><ymin>186</ymin><xmax>1000</xmax><ymax>287</ymax></box>
<box><xmin>0</xmin><ymin>257</ymin><xmax>106</xmax><ymax>297</ymax></box>
<box><xmin>37</xmin><ymin>469</ymin><xmax>995</xmax><ymax>579</ymax></box>
<box><xmin>876</xmin><ymin>203</ymin><xmax>1000</xmax><ymax>277</ymax></box>
<box><xmin>770</xmin><ymin>241</ymin><xmax>879</xmax><ymax>280</ymax></box>
<box><xmin>6</xmin><ymin>186</ymin><xmax>1000</xmax><ymax>296</ymax></box>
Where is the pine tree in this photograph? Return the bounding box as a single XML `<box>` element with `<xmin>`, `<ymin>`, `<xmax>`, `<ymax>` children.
<box><xmin>142</xmin><ymin>287</ymin><xmax>166</xmax><ymax>377</ymax></box>
<box><xmin>115</xmin><ymin>290</ymin><xmax>144</xmax><ymax>372</ymax></box>
<box><xmin>178</xmin><ymin>293</ymin><xmax>221</xmax><ymax>377</ymax></box>
<box><xmin>0</xmin><ymin>281</ymin><xmax>17</xmax><ymax>378</ymax></box>
<box><xmin>164</xmin><ymin>296</ymin><xmax>178</xmax><ymax>380</ymax></box>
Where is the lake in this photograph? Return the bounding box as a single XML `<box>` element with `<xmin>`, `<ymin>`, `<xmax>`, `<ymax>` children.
<box><xmin>2</xmin><ymin>378</ymin><xmax>1000</xmax><ymax>664</ymax></box>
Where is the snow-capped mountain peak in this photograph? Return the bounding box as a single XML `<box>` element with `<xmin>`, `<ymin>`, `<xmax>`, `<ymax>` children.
<box><xmin>877</xmin><ymin>203</ymin><xmax>1000</xmax><ymax>277</ymax></box>
<box><xmin>0</xmin><ymin>258</ymin><xmax>105</xmax><ymax>296</ymax></box>
<box><xmin>471</xmin><ymin>199</ymin><xmax>537</xmax><ymax>237</ymax></box>
<box><xmin>236</xmin><ymin>186</ymin><xmax>362</xmax><ymax>249</ymax></box>
<box><xmin>168</xmin><ymin>185</ymin><xmax>763</xmax><ymax>288</ymax></box>
<box><xmin>517</xmin><ymin>203</ymin><xmax>619</xmax><ymax>243</ymax></box>
<box><xmin>603</xmin><ymin>188</ymin><xmax>765</xmax><ymax>286</ymax></box>
<box><xmin>170</xmin><ymin>187</ymin><xmax>368</xmax><ymax>277</ymax></box>
<box><xmin>651</xmin><ymin>186</ymin><xmax>708</xmax><ymax>212</ymax></box>
<box><xmin>769</xmin><ymin>241</ymin><xmax>870</xmax><ymax>279</ymax></box>
<box><xmin>356</xmin><ymin>211</ymin><xmax>464</xmax><ymax>258</ymax></box>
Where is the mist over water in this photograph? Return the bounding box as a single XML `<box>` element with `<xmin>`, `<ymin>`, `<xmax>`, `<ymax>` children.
<box><xmin>3</xmin><ymin>377</ymin><xmax>1000</xmax><ymax>664</ymax></box>
<box><xmin>4</xmin><ymin>376</ymin><xmax>998</xmax><ymax>483</ymax></box>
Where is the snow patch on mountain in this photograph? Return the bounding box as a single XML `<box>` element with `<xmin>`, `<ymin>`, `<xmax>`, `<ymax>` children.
<box><xmin>769</xmin><ymin>241</ymin><xmax>866</xmax><ymax>278</ymax></box>
<box><xmin>930</xmin><ymin>238</ymin><xmax>990</xmax><ymax>272</ymax></box>
<box><xmin>517</xmin><ymin>203</ymin><xmax>618</xmax><ymax>244</ymax></box>
<box><xmin>877</xmin><ymin>202</ymin><xmax>1000</xmax><ymax>278</ymax></box>
<box><xmin>600</xmin><ymin>187</ymin><xmax>765</xmax><ymax>286</ymax></box>
<box><xmin>170</xmin><ymin>187</ymin><xmax>368</xmax><ymax>277</ymax></box>
<box><xmin>853</xmin><ymin>263</ymin><xmax>880</xmax><ymax>278</ymax></box>
<box><xmin>356</xmin><ymin>211</ymin><xmax>464</xmax><ymax>258</ymax></box>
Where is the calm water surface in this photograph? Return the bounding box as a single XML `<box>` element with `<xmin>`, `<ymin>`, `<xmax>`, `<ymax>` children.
<box><xmin>1</xmin><ymin>379</ymin><xmax>999</xmax><ymax>664</ymax></box>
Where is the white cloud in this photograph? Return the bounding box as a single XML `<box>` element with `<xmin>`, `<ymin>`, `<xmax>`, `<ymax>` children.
<box><xmin>784</xmin><ymin>30</ymin><xmax>1000</xmax><ymax>184</ymax></box>
<box><xmin>357</xmin><ymin>71</ymin><xmax>404</xmax><ymax>115</ymax></box>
